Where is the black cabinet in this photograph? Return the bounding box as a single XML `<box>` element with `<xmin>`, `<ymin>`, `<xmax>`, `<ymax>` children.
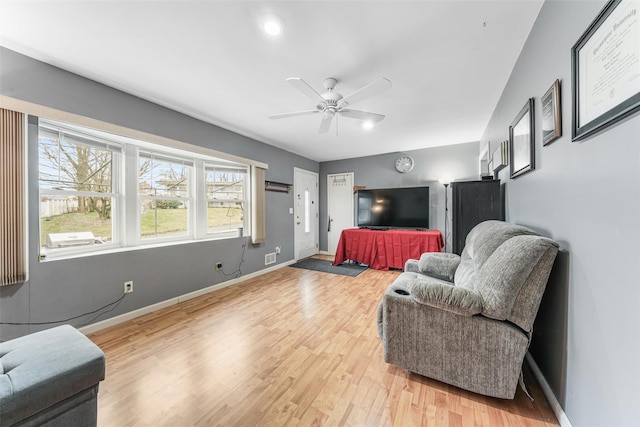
<box><xmin>451</xmin><ymin>180</ymin><xmax>504</xmax><ymax>255</ymax></box>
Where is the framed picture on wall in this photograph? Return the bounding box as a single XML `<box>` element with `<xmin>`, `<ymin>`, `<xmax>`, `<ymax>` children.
<box><xmin>571</xmin><ymin>0</ymin><xmax>640</xmax><ymax>141</ymax></box>
<box><xmin>542</xmin><ymin>79</ymin><xmax>562</xmax><ymax>145</ymax></box>
<box><xmin>509</xmin><ymin>98</ymin><xmax>535</xmax><ymax>179</ymax></box>
<box><xmin>491</xmin><ymin>140</ymin><xmax>508</xmax><ymax>179</ymax></box>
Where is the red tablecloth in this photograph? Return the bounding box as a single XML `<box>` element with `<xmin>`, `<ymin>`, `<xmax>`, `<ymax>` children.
<box><xmin>332</xmin><ymin>228</ymin><xmax>444</xmax><ymax>271</ymax></box>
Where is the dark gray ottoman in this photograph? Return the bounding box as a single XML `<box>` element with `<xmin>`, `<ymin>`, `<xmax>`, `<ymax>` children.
<box><xmin>0</xmin><ymin>325</ymin><xmax>105</xmax><ymax>426</ymax></box>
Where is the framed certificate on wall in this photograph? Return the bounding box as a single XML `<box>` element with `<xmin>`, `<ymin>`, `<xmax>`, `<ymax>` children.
<box><xmin>572</xmin><ymin>0</ymin><xmax>640</xmax><ymax>141</ymax></box>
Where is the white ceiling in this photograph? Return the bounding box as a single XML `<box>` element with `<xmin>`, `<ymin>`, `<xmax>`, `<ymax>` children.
<box><xmin>0</xmin><ymin>1</ymin><xmax>543</xmax><ymax>162</ymax></box>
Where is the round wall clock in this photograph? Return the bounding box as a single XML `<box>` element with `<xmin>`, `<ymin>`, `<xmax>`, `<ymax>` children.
<box><xmin>395</xmin><ymin>155</ymin><xmax>414</xmax><ymax>173</ymax></box>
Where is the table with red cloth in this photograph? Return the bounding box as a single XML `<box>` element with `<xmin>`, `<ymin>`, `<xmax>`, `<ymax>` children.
<box><xmin>332</xmin><ymin>228</ymin><xmax>444</xmax><ymax>271</ymax></box>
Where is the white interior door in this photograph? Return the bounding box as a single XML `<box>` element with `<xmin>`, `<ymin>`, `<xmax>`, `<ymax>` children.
<box><xmin>294</xmin><ymin>168</ymin><xmax>319</xmax><ymax>260</ymax></box>
<box><xmin>327</xmin><ymin>172</ymin><xmax>354</xmax><ymax>255</ymax></box>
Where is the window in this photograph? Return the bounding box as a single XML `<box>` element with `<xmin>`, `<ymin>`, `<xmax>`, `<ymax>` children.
<box><xmin>304</xmin><ymin>189</ymin><xmax>310</xmax><ymax>233</ymax></box>
<box><xmin>205</xmin><ymin>164</ymin><xmax>247</xmax><ymax>238</ymax></box>
<box><xmin>39</xmin><ymin>122</ymin><xmax>121</xmax><ymax>252</ymax></box>
<box><xmin>38</xmin><ymin>119</ymin><xmax>251</xmax><ymax>260</ymax></box>
<box><xmin>139</xmin><ymin>153</ymin><xmax>192</xmax><ymax>241</ymax></box>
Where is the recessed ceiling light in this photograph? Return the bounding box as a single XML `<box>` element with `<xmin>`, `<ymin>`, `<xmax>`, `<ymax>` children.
<box><xmin>260</xmin><ymin>14</ymin><xmax>283</xmax><ymax>37</ymax></box>
<box><xmin>264</xmin><ymin>20</ymin><xmax>281</xmax><ymax>36</ymax></box>
<box><xmin>362</xmin><ymin>120</ymin><xmax>374</xmax><ymax>130</ymax></box>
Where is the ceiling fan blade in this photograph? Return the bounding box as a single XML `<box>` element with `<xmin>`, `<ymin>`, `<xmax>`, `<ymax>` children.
<box><xmin>269</xmin><ymin>110</ymin><xmax>319</xmax><ymax>120</ymax></box>
<box><xmin>286</xmin><ymin>78</ymin><xmax>326</xmax><ymax>104</ymax></box>
<box><xmin>339</xmin><ymin>109</ymin><xmax>385</xmax><ymax>122</ymax></box>
<box><xmin>339</xmin><ymin>77</ymin><xmax>391</xmax><ymax>108</ymax></box>
<box><xmin>318</xmin><ymin>113</ymin><xmax>334</xmax><ymax>134</ymax></box>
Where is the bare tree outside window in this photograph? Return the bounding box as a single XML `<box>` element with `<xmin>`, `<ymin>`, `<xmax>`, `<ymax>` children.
<box><xmin>38</xmin><ymin>128</ymin><xmax>118</xmax><ymax>247</ymax></box>
<box><xmin>39</xmin><ymin>134</ymin><xmax>113</xmax><ymax>218</ymax></box>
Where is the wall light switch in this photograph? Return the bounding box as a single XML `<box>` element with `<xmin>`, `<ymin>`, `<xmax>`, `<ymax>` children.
<box><xmin>289</xmin><ymin>208</ymin><xmax>294</xmax><ymax>214</ymax></box>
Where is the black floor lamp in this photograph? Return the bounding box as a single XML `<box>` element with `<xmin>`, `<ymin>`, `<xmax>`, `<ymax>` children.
<box><xmin>440</xmin><ymin>179</ymin><xmax>451</xmax><ymax>253</ymax></box>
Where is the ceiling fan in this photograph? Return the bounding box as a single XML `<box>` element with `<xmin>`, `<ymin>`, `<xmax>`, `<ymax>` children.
<box><xmin>269</xmin><ymin>77</ymin><xmax>392</xmax><ymax>134</ymax></box>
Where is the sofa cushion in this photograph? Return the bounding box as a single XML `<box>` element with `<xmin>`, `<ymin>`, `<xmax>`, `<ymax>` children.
<box><xmin>409</xmin><ymin>277</ymin><xmax>483</xmax><ymax>316</ymax></box>
<box><xmin>462</xmin><ymin>220</ymin><xmax>537</xmax><ymax>270</ymax></box>
<box><xmin>455</xmin><ymin>221</ymin><xmax>537</xmax><ymax>292</ymax></box>
<box><xmin>476</xmin><ymin>235</ymin><xmax>558</xmax><ymax>323</ymax></box>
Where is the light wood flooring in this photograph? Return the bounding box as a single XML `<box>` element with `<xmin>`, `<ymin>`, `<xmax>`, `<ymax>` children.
<box><xmin>89</xmin><ymin>258</ymin><xmax>560</xmax><ymax>427</ymax></box>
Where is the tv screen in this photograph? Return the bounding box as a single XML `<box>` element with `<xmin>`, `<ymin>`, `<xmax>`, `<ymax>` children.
<box><xmin>357</xmin><ymin>186</ymin><xmax>429</xmax><ymax>229</ymax></box>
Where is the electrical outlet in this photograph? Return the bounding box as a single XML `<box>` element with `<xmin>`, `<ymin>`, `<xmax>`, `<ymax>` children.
<box><xmin>123</xmin><ymin>281</ymin><xmax>133</xmax><ymax>294</ymax></box>
<box><xmin>275</xmin><ymin>246</ymin><xmax>281</xmax><ymax>254</ymax></box>
<box><xmin>216</xmin><ymin>262</ymin><xmax>222</xmax><ymax>271</ymax></box>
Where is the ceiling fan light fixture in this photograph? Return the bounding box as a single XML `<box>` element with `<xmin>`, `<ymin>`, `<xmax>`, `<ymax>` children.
<box><xmin>362</xmin><ymin>120</ymin><xmax>374</xmax><ymax>130</ymax></box>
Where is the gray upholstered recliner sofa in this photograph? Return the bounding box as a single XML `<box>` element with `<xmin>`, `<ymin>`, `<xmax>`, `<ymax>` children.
<box><xmin>0</xmin><ymin>325</ymin><xmax>105</xmax><ymax>426</ymax></box>
<box><xmin>377</xmin><ymin>220</ymin><xmax>559</xmax><ymax>399</ymax></box>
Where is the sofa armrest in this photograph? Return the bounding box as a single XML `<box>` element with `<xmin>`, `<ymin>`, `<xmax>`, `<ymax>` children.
<box><xmin>404</xmin><ymin>259</ymin><xmax>420</xmax><ymax>273</ymax></box>
<box><xmin>418</xmin><ymin>252</ymin><xmax>461</xmax><ymax>282</ymax></box>
<box><xmin>409</xmin><ymin>277</ymin><xmax>483</xmax><ymax>316</ymax></box>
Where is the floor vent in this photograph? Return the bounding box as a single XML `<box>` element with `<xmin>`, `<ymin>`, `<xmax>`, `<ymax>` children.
<box><xmin>265</xmin><ymin>253</ymin><xmax>276</xmax><ymax>265</ymax></box>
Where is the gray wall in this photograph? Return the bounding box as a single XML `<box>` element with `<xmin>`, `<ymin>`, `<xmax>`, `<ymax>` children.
<box><xmin>480</xmin><ymin>1</ymin><xmax>640</xmax><ymax>425</ymax></box>
<box><xmin>0</xmin><ymin>47</ymin><xmax>318</xmax><ymax>340</ymax></box>
<box><xmin>318</xmin><ymin>142</ymin><xmax>479</xmax><ymax>251</ymax></box>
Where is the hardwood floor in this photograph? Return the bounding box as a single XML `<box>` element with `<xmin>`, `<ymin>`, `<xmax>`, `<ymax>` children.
<box><xmin>89</xmin><ymin>259</ymin><xmax>559</xmax><ymax>427</ymax></box>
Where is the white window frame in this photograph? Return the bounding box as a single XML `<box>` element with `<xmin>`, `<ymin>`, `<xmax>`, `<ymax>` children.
<box><xmin>204</xmin><ymin>163</ymin><xmax>249</xmax><ymax>239</ymax></box>
<box><xmin>37</xmin><ymin>118</ymin><xmax>253</xmax><ymax>261</ymax></box>
<box><xmin>38</xmin><ymin>121</ymin><xmax>123</xmax><ymax>258</ymax></box>
<box><xmin>137</xmin><ymin>151</ymin><xmax>194</xmax><ymax>244</ymax></box>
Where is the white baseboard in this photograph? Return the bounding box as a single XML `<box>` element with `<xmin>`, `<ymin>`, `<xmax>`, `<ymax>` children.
<box><xmin>79</xmin><ymin>260</ymin><xmax>296</xmax><ymax>335</ymax></box>
<box><xmin>525</xmin><ymin>353</ymin><xmax>572</xmax><ymax>427</ymax></box>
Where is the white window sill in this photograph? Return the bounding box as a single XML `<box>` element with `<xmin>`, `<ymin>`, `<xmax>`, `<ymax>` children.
<box><xmin>39</xmin><ymin>233</ymin><xmax>245</xmax><ymax>263</ymax></box>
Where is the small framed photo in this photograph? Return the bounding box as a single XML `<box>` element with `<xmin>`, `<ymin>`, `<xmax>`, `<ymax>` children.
<box><xmin>542</xmin><ymin>79</ymin><xmax>562</xmax><ymax>145</ymax></box>
<box><xmin>491</xmin><ymin>140</ymin><xmax>508</xmax><ymax>173</ymax></box>
<box><xmin>509</xmin><ymin>98</ymin><xmax>535</xmax><ymax>179</ymax></box>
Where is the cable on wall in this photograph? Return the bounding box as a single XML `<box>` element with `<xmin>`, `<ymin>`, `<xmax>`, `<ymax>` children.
<box><xmin>0</xmin><ymin>293</ymin><xmax>127</xmax><ymax>326</ymax></box>
<box><xmin>218</xmin><ymin>237</ymin><xmax>248</xmax><ymax>279</ymax></box>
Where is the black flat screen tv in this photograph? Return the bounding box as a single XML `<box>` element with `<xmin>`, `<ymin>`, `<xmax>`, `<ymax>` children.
<box><xmin>357</xmin><ymin>186</ymin><xmax>429</xmax><ymax>229</ymax></box>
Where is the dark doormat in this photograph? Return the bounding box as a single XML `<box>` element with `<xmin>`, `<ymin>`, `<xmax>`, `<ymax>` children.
<box><xmin>290</xmin><ymin>258</ymin><xmax>367</xmax><ymax>277</ymax></box>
